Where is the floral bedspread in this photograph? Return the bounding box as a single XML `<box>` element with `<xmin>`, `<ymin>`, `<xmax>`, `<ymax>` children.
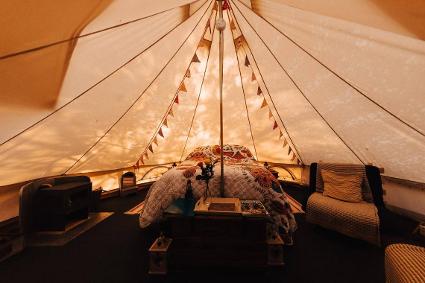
<box><xmin>139</xmin><ymin>145</ymin><xmax>297</xmax><ymax>237</ymax></box>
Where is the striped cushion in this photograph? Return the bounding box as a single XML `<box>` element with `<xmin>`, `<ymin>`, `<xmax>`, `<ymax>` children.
<box><xmin>322</xmin><ymin>169</ymin><xmax>363</xmax><ymax>203</ymax></box>
<box><xmin>122</xmin><ymin>177</ymin><xmax>135</xmax><ymax>186</ymax></box>
<box><xmin>385</xmin><ymin>244</ymin><xmax>425</xmax><ymax>283</ymax></box>
<box><xmin>316</xmin><ymin>163</ymin><xmax>374</xmax><ymax>203</ymax></box>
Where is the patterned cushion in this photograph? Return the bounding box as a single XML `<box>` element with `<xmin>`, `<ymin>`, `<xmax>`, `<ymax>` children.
<box><xmin>306</xmin><ymin>192</ymin><xmax>380</xmax><ymax>245</ymax></box>
<box><xmin>385</xmin><ymin>244</ymin><xmax>425</xmax><ymax>283</ymax></box>
<box><xmin>322</xmin><ymin>169</ymin><xmax>363</xmax><ymax>203</ymax></box>
<box><xmin>316</xmin><ymin>163</ymin><xmax>374</xmax><ymax>203</ymax></box>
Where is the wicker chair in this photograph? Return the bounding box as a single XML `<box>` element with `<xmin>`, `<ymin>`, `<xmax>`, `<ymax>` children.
<box><xmin>385</xmin><ymin>244</ymin><xmax>425</xmax><ymax>283</ymax></box>
<box><xmin>306</xmin><ymin>163</ymin><xmax>381</xmax><ymax>245</ymax></box>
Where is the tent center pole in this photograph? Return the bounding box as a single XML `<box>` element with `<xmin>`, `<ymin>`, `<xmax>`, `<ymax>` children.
<box><xmin>217</xmin><ymin>0</ymin><xmax>225</xmax><ymax>197</ymax></box>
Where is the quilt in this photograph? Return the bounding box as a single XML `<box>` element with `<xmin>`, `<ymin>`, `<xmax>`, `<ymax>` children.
<box><xmin>139</xmin><ymin>145</ymin><xmax>297</xmax><ymax>238</ymax></box>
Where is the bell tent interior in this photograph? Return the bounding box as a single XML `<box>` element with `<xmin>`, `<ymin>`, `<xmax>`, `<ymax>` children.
<box><xmin>0</xmin><ymin>0</ymin><xmax>425</xmax><ymax>282</ymax></box>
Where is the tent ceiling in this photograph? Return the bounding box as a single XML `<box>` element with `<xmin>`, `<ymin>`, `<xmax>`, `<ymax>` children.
<box><xmin>0</xmin><ymin>0</ymin><xmax>424</xmax><ymax>187</ymax></box>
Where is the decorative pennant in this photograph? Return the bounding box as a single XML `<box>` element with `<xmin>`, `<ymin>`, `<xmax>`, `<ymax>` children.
<box><xmin>251</xmin><ymin>72</ymin><xmax>256</xmax><ymax>82</ymax></box>
<box><xmin>288</xmin><ymin>147</ymin><xmax>292</xmax><ymax>155</ymax></box>
<box><xmin>135</xmin><ymin>160</ymin><xmax>140</xmax><ymax>169</ymax></box>
<box><xmin>144</xmin><ymin>152</ymin><xmax>149</xmax><ymax>160</ymax></box>
<box><xmin>168</xmin><ymin>108</ymin><xmax>174</xmax><ymax>117</ymax></box>
<box><xmin>291</xmin><ymin>153</ymin><xmax>296</xmax><ymax>161</ymax></box>
<box><xmin>163</xmin><ymin>118</ymin><xmax>168</xmax><ymax>128</ymax></box>
<box><xmin>283</xmin><ymin>138</ymin><xmax>288</xmax><ymax>147</ymax></box>
<box><xmin>199</xmin><ymin>38</ymin><xmax>212</xmax><ymax>49</ymax></box>
<box><xmin>178</xmin><ymin>82</ymin><xmax>187</xmax><ymax>93</ymax></box>
<box><xmin>158</xmin><ymin>128</ymin><xmax>164</xmax><ymax>138</ymax></box>
<box><xmin>244</xmin><ymin>55</ymin><xmax>250</xmax><ymax>67</ymax></box>
<box><xmin>273</xmin><ymin>120</ymin><xmax>278</xmax><ymax>130</ymax></box>
<box><xmin>257</xmin><ymin>86</ymin><xmax>262</xmax><ymax>96</ymax></box>
<box><xmin>148</xmin><ymin>144</ymin><xmax>153</xmax><ymax>153</ymax></box>
<box><xmin>185</xmin><ymin>69</ymin><xmax>191</xmax><ymax>78</ymax></box>
<box><xmin>279</xmin><ymin>131</ymin><xmax>283</xmax><ymax>138</ymax></box>
<box><xmin>297</xmin><ymin>159</ymin><xmax>301</xmax><ymax>165</ymax></box>
<box><xmin>140</xmin><ymin>156</ymin><xmax>144</xmax><ymax>165</ymax></box>
<box><xmin>153</xmin><ymin>136</ymin><xmax>158</xmax><ymax>146</ymax></box>
<box><xmin>192</xmin><ymin>53</ymin><xmax>200</xmax><ymax>63</ymax></box>
<box><xmin>174</xmin><ymin>95</ymin><xmax>179</xmax><ymax>104</ymax></box>
<box><xmin>230</xmin><ymin>20</ymin><xmax>236</xmax><ymax>30</ymax></box>
<box><xmin>213</xmin><ymin>2</ymin><xmax>218</xmax><ymax>11</ymax></box>
<box><xmin>260</xmin><ymin>98</ymin><xmax>268</xmax><ymax>109</ymax></box>
<box><xmin>268</xmin><ymin>109</ymin><xmax>273</xmax><ymax>119</ymax></box>
<box><xmin>205</xmin><ymin>19</ymin><xmax>211</xmax><ymax>33</ymax></box>
<box><xmin>223</xmin><ymin>0</ymin><xmax>230</xmax><ymax>10</ymax></box>
<box><xmin>234</xmin><ymin>35</ymin><xmax>245</xmax><ymax>50</ymax></box>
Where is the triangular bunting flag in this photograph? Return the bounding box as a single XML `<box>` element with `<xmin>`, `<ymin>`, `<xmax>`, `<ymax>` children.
<box><xmin>251</xmin><ymin>72</ymin><xmax>256</xmax><ymax>81</ymax></box>
<box><xmin>158</xmin><ymin>128</ymin><xmax>164</xmax><ymax>138</ymax></box>
<box><xmin>268</xmin><ymin>109</ymin><xmax>273</xmax><ymax>119</ymax></box>
<box><xmin>260</xmin><ymin>98</ymin><xmax>267</xmax><ymax>109</ymax></box>
<box><xmin>273</xmin><ymin>121</ymin><xmax>278</xmax><ymax>130</ymax></box>
<box><xmin>168</xmin><ymin>108</ymin><xmax>174</xmax><ymax>117</ymax></box>
<box><xmin>230</xmin><ymin>20</ymin><xmax>236</xmax><ymax>30</ymax></box>
<box><xmin>205</xmin><ymin>19</ymin><xmax>211</xmax><ymax>32</ymax></box>
<box><xmin>163</xmin><ymin>118</ymin><xmax>168</xmax><ymax>128</ymax></box>
<box><xmin>279</xmin><ymin>131</ymin><xmax>283</xmax><ymax>138</ymax></box>
<box><xmin>178</xmin><ymin>82</ymin><xmax>187</xmax><ymax>93</ymax></box>
<box><xmin>257</xmin><ymin>86</ymin><xmax>262</xmax><ymax>96</ymax></box>
<box><xmin>223</xmin><ymin>0</ymin><xmax>230</xmax><ymax>10</ymax></box>
<box><xmin>288</xmin><ymin>147</ymin><xmax>292</xmax><ymax>155</ymax></box>
<box><xmin>185</xmin><ymin>69</ymin><xmax>191</xmax><ymax>78</ymax></box>
<box><xmin>234</xmin><ymin>35</ymin><xmax>245</xmax><ymax>50</ymax></box>
<box><xmin>283</xmin><ymin>138</ymin><xmax>288</xmax><ymax>147</ymax></box>
<box><xmin>148</xmin><ymin>144</ymin><xmax>153</xmax><ymax>153</ymax></box>
<box><xmin>174</xmin><ymin>95</ymin><xmax>179</xmax><ymax>104</ymax></box>
<box><xmin>213</xmin><ymin>2</ymin><xmax>218</xmax><ymax>11</ymax></box>
<box><xmin>140</xmin><ymin>156</ymin><xmax>144</xmax><ymax>165</ymax></box>
<box><xmin>192</xmin><ymin>53</ymin><xmax>200</xmax><ymax>63</ymax></box>
<box><xmin>144</xmin><ymin>152</ymin><xmax>149</xmax><ymax>160</ymax></box>
<box><xmin>297</xmin><ymin>159</ymin><xmax>301</xmax><ymax>165</ymax></box>
<box><xmin>153</xmin><ymin>136</ymin><xmax>158</xmax><ymax>146</ymax></box>
<box><xmin>291</xmin><ymin>153</ymin><xmax>296</xmax><ymax>161</ymax></box>
<box><xmin>135</xmin><ymin>160</ymin><xmax>140</xmax><ymax>169</ymax></box>
<box><xmin>244</xmin><ymin>55</ymin><xmax>250</xmax><ymax>67</ymax></box>
<box><xmin>199</xmin><ymin>38</ymin><xmax>212</xmax><ymax>49</ymax></box>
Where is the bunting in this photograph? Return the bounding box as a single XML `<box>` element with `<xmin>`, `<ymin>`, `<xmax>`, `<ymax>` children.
<box><xmin>158</xmin><ymin>128</ymin><xmax>164</xmax><ymax>138</ymax></box>
<box><xmin>257</xmin><ymin>86</ymin><xmax>262</xmax><ymax>96</ymax></box>
<box><xmin>178</xmin><ymin>82</ymin><xmax>187</xmax><ymax>93</ymax></box>
<box><xmin>234</xmin><ymin>35</ymin><xmax>245</xmax><ymax>50</ymax></box>
<box><xmin>205</xmin><ymin>19</ymin><xmax>211</xmax><ymax>33</ymax></box>
<box><xmin>174</xmin><ymin>95</ymin><xmax>179</xmax><ymax>104</ymax></box>
<box><xmin>153</xmin><ymin>137</ymin><xmax>158</xmax><ymax>146</ymax></box>
<box><xmin>163</xmin><ymin>118</ymin><xmax>168</xmax><ymax>128</ymax></box>
<box><xmin>144</xmin><ymin>152</ymin><xmax>149</xmax><ymax>160</ymax></box>
<box><xmin>192</xmin><ymin>53</ymin><xmax>200</xmax><ymax>63</ymax></box>
<box><xmin>169</xmin><ymin>108</ymin><xmax>174</xmax><ymax>117</ymax></box>
<box><xmin>260</xmin><ymin>98</ymin><xmax>268</xmax><ymax>108</ymax></box>
<box><xmin>291</xmin><ymin>153</ymin><xmax>296</xmax><ymax>161</ymax></box>
<box><xmin>185</xmin><ymin>69</ymin><xmax>191</xmax><ymax>78</ymax></box>
<box><xmin>244</xmin><ymin>55</ymin><xmax>250</xmax><ymax>67</ymax></box>
<box><xmin>268</xmin><ymin>109</ymin><xmax>273</xmax><ymax>119</ymax></box>
<box><xmin>148</xmin><ymin>144</ymin><xmax>154</xmax><ymax>153</ymax></box>
<box><xmin>279</xmin><ymin>131</ymin><xmax>283</xmax><ymax>138</ymax></box>
<box><xmin>251</xmin><ymin>72</ymin><xmax>256</xmax><ymax>81</ymax></box>
<box><xmin>273</xmin><ymin>121</ymin><xmax>278</xmax><ymax>130</ymax></box>
<box><xmin>283</xmin><ymin>138</ymin><xmax>288</xmax><ymax>147</ymax></box>
<box><xmin>199</xmin><ymin>38</ymin><xmax>212</xmax><ymax>49</ymax></box>
<box><xmin>230</xmin><ymin>20</ymin><xmax>236</xmax><ymax>30</ymax></box>
<box><xmin>288</xmin><ymin>147</ymin><xmax>292</xmax><ymax>155</ymax></box>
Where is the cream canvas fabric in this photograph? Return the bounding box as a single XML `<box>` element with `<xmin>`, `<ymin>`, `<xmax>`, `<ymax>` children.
<box><xmin>321</xmin><ymin>169</ymin><xmax>363</xmax><ymax>203</ymax></box>
<box><xmin>0</xmin><ymin>0</ymin><xmax>424</xmax><ymax>192</ymax></box>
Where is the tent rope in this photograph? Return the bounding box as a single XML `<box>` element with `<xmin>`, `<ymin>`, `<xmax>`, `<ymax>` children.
<box><xmin>231</xmin><ymin>0</ymin><xmax>365</xmax><ymax>164</ymax></box>
<box><xmin>0</xmin><ymin>0</ymin><xmax>204</xmax><ymax>61</ymax></box>
<box><xmin>179</xmin><ymin>10</ymin><xmax>219</xmax><ymax>163</ymax></box>
<box><xmin>228</xmin><ymin>4</ymin><xmax>304</xmax><ymax>164</ymax></box>
<box><xmin>63</xmin><ymin>0</ymin><xmax>215</xmax><ymax>174</ymax></box>
<box><xmin>226</xmin><ymin>10</ymin><xmax>258</xmax><ymax>160</ymax></box>
<box><xmin>0</xmin><ymin>0</ymin><xmax>210</xmax><ymax>148</ymax></box>
<box><xmin>138</xmin><ymin>8</ymin><xmax>218</xmax><ymax>165</ymax></box>
<box><xmin>235</xmin><ymin>0</ymin><xmax>425</xmax><ymax>138</ymax></box>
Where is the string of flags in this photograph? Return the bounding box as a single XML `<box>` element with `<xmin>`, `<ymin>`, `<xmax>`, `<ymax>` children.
<box><xmin>229</xmin><ymin>10</ymin><xmax>302</xmax><ymax>166</ymax></box>
<box><xmin>134</xmin><ymin>10</ymin><xmax>216</xmax><ymax>169</ymax></box>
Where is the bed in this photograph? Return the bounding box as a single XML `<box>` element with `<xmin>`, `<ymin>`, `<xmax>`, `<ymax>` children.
<box><xmin>139</xmin><ymin>145</ymin><xmax>297</xmax><ymax>241</ymax></box>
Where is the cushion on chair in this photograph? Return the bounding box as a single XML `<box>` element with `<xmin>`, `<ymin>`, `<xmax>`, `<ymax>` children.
<box><xmin>316</xmin><ymin>163</ymin><xmax>374</xmax><ymax>203</ymax></box>
<box><xmin>385</xmin><ymin>244</ymin><xmax>425</xmax><ymax>283</ymax></box>
<box><xmin>321</xmin><ymin>169</ymin><xmax>363</xmax><ymax>203</ymax></box>
<box><xmin>306</xmin><ymin>192</ymin><xmax>380</xmax><ymax>245</ymax></box>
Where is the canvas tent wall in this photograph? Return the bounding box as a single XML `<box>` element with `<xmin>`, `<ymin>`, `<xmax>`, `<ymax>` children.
<box><xmin>0</xmin><ymin>0</ymin><xmax>424</xmax><ymax>219</ymax></box>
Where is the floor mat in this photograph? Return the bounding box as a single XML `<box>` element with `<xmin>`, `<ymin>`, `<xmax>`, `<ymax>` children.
<box><xmin>26</xmin><ymin>212</ymin><xmax>113</xmax><ymax>247</ymax></box>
